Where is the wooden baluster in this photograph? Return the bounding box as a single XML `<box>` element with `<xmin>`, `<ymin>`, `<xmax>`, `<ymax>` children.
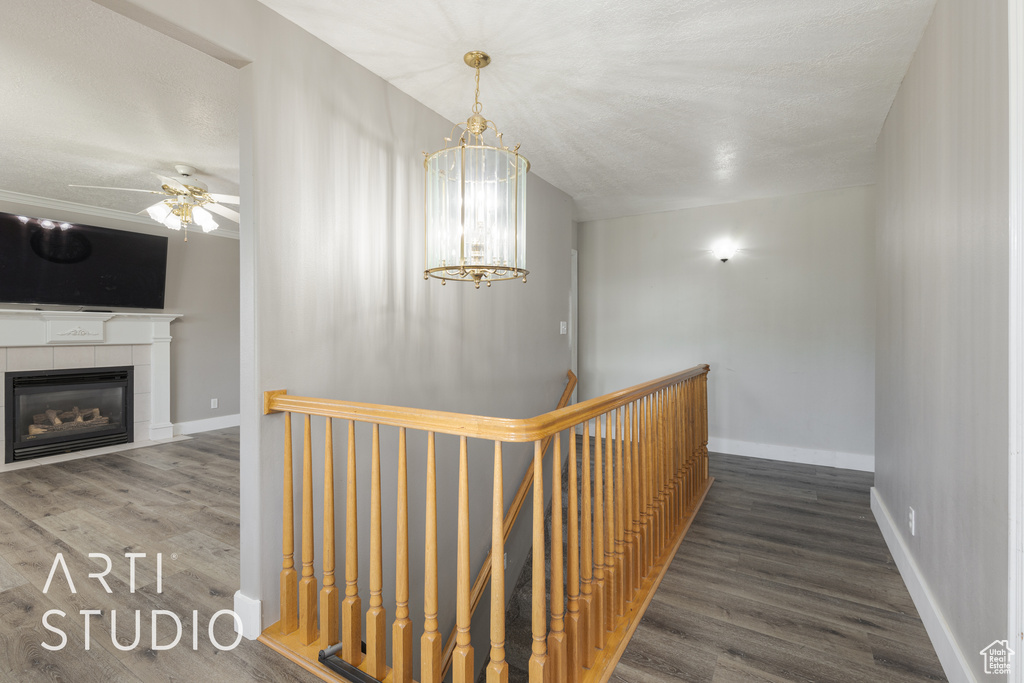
<box><xmin>656</xmin><ymin>390</ymin><xmax>667</xmax><ymax>557</ymax></box>
<box><xmin>667</xmin><ymin>389</ymin><xmax>675</xmax><ymax>538</ymax></box>
<box><xmin>548</xmin><ymin>433</ymin><xmax>567</xmax><ymax>682</ymax></box>
<box><xmin>701</xmin><ymin>373</ymin><xmax>709</xmax><ymax>484</ymax></box>
<box><xmin>669</xmin><ymin>384</ymin><xmax>680</xmax><ymax>528</ymax></box>
<box><xmin>422</xmin><ymin>433</ymin><xmax>442</xmax><ymax>683</ymax></box>
<box><xmin>669</xmin><ymin>388</ymin><xmax>678</xmax><ymax>533</ymax></box>
<box><xmin>580</xmin><ymin>421</ymin><xmax>595</xmax><ymax>667</ymax></box>
<box><xmin>638</xmin><ymin>395</ymin><xmax>647</xmax><ymax>577</ymax></box>
<box><xmin>342</xmin><ymin>421</ymin><xmax>362</xmax><ymax>664</ymax></box>
<box><xmin>280</xmin><ymin>412</ymin><xmax>298</xmax><ymax>634</ymax></box>
<box><xmin>366</xmin><ymin>424</ymin><xmax>386</xmax><ymax>678</ymax></box>
<box><xmin>651</xmin><ymin>392</ymin><xmax>660</xmax><ymax>557</ymax></box>
<box><xmin>613</xmin><ymin>409</ymin><xmax>626</xmax><ymax>616</ymax></box>
<box><xmin>299</xmin><ymin>415</ymin><xmax>318</xmax><ymax>645</ymax></box>
<box><xmin>393</xmin><ymin>428</ymin><xmax>413</xmax><ymax>683</ymax></box>
<box><xmin>592</xmin><ymin>416</ymin><xmax>606</xmax><ymax>651</ymax></box>
<box><xmin>631</xmin><ymin>400</ymin><xmax>643</xmax><ymax>588</ymax></box>
<box><xmin>679</xmin><ymin>383</ymin><xmax>688</xmax><ymax>515</ymax></box>
<box><xmin>681</xmin><ymin>383</ymin><xmax>690</xmax><ymax>514</ymax></box>
<box><xmin>662</xmin><ymin>390</ymin><xmax>671</xmax><ymax>551</ymax></box>
<box><xmin>622</xmin><ymin>404</ymin><xmax>635</xmax><ymax>602</ymax></box>
<box><xmin>697</xmin><ymin>378</ymin><xmax>704</xmax><ymax>497</ymax></box>
<box><xmin>528</xmin><ymin>440</ymin><xmax>548</xmax><ymax>682</ymax></box>
<box><xmin>684</xmin><ymin>382</ymin><xmax>692</xmax><ymax>516</ymax></box>
<box><xmin>668</xmin><ymin>386</ymin><xmax>677</xmax><ymax>528</ymax></box>
<box><xmin>642</xmin><ymin>395</ymin><xmax>655</xmax><ymax>572</ymax></box>
<box><xmin>638</xmin><ymin>395</ymin><xmax>647</xmax><ymax>573</ymax></box>
<box><xmin>487</xmin><ymin>442</ymin><xmax>508</xmax><ymax>683</ymax></box>
<box><xmin>679</xmin><ymin>383</ymin><xmax>688</xmax><ymax>519</ymax></box>
<box><xmin>452</xmin><ymin>436</ymin><xmax>474</xmax><ymax>683</ymax></box>
<box><xmin>604</xmin><ymin>412</ymin><xmax>617</xmax><ymax>629</ymax></box>
<box><xmin>686</xmin><ymin>381</ymin><xmax>695</xmax><ymax>511</ymax></box>
<box><xmin>566</xmin><ymin>427</ymin><xmax>583</xmax><ymax>682</ymax></box>
<box><xmin>320</xmin><ymin>419</ymin><xmax>339</xmax><ymax>648</ymax></box>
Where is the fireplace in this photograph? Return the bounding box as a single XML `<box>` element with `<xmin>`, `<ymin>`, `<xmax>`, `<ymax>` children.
<box><xmin>4</xmin><ymin>366</ymin><xmax>134</xmax><ymax>463</ymax></box>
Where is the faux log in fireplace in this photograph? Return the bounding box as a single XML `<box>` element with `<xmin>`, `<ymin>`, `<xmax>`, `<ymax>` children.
<box><xmin>4</xmin><ymin>366</ymin><xmax>133</xmax><ymax>463</ymax></box>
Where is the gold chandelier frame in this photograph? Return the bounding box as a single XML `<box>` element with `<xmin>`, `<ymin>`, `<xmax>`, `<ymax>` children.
<box><xmin>423</xmin><ymin>51</ymin><xmax>530</xmax><ymax>288</ymax></box>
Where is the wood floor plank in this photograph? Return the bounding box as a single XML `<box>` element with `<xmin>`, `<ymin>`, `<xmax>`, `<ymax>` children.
<box><xmin>608</xmin><ymin>452</ymin><xmax>947</xmax><ymax>682</ymax></box>
<box><xmin>0</xmin><ymin>431</ymin><xmax>945</xmax><ymax>683</ymax></box>
<box><xmin>0</xmin><ymin>583</ymin><xmax>140</xmax><ymax>682</ymax></box>
<box><xmin>0</xmin><ymin>554</ymin><xmax>27</xmax><ymax>594</ymax></box>
<box><xmin>0</xmin><ymin>430</ymin><xmax>324</xmax><ymax>683</ymax></box>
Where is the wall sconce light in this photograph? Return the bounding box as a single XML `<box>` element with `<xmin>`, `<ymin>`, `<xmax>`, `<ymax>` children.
<box><xmin>711</xmin><ymin>240</ymin><xmax>737</xmax><ymax>262</ymax></box>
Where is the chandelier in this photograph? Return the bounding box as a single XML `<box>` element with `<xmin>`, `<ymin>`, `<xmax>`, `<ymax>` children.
<box><xmin>424</xmin><ymin>51</ymin><xmax>529</xmax><ymax>288</ymax></box>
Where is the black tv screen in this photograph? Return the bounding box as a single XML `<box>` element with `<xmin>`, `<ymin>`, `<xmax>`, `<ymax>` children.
<box><xmin>0</xmin><ymin>212</ymin><xmax>168</xmax><ymax>309</ymax></box>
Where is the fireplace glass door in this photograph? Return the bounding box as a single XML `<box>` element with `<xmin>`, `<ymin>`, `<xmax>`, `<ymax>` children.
<box><xmin>5</xmin><ymin>367</ymin><xmax>133</xmax><ymax>462</ymax></box>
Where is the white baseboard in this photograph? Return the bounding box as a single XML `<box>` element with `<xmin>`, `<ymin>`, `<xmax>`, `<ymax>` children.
<box><xmin>871</xmin><ymin>488</ymin><xmax>976</xmax><ymax>683</ymax></box>
<box><xmin>233</xmin><ymin>590</ymin><xmax>262</xmax><ymax>640</ymax></box>
<box><xmin>174</xmin><ymin>413</ymin><xmax>240</xmax><ymax>436</ymax></box>
<box><xmin>708</xmin><ymin>436</ymin><xmax>874</xmax><ymax>472</ymax></box>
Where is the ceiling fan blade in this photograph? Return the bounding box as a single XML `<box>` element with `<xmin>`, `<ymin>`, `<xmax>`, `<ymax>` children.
<box><xmin>205</xmin><ymin>203</ymin><xmax>240</xmax><ymax>223</ymax></box>
<box><xmin>69</xmin><ymin>184</ymin><xmax>163</xmax><ymax>194</ymax></box>
<box><xmin>208</xmin><ymin>193</ymin><xmax>240</xmax><ymax>205</ymax></box>
<box><xmin>153</xmin><ymin>173</ymin><xmax>189</xmax><ymax>194</ymax></box>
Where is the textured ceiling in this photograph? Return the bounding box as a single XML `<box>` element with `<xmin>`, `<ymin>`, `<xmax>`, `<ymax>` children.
<box><xmin>0</xmin><ymin>0</ymin><xmax>239</xmax><ymax>228</ymax></box>
<box><xmin>255</xmin><ymin>0</ymin><xmax>936</xmax><ymax>221</ymax></box>
<box><xmin>1</xmin><ymin>0</ymin><xmax>935</xmax><ymax>228</ymax></box>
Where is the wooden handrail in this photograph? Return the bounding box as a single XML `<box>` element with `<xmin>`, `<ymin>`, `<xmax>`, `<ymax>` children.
<box><xmin>259</xmin><ymin>365</ymin><xmax>712</xmax><ymax>683</ymax></box>
<box><xmin>263</xmin><ymin>365</ymin><xmax>708</xmax><ymax>442</ymax></box>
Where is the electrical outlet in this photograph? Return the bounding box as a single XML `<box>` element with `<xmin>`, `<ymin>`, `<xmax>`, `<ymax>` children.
<box><xmin>908</xmin><ymin>507</ymin><xmax>915</xmax><ymax>536</ymax></box>
<box><xmin>210</xmin><ymin>398</ymin><xmax>218</xmax><ymax>409</ymax></box>
<box><xmin>560</xmin><ymin>321</ymin><xmax>567</xmax><ymax>335</ymax></box>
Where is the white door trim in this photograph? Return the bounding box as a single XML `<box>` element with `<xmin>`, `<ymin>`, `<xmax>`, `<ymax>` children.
<box><xmin>1008</xmin><ymin>1</ymin><xmax>1024</xmax><ymax>679</ymax></box>
<box><xmin>570</xmin><ymin>248</ymin><xmax>579</xmax><ymax>405</ymax></box>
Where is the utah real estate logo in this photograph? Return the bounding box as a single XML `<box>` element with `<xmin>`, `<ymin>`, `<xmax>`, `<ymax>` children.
<box><xmin>980</xmin><ymin>639</ymin><xmax>1014</xmax><ymax>675</ymax></box>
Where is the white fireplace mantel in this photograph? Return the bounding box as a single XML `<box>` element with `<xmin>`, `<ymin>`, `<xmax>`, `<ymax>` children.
<box><xmin>0</xmin><ymin>309</ymin><xmax>182</xmax><ymax>443</ymax></box>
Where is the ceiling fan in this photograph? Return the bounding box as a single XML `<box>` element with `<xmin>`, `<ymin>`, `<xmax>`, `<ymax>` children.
<box><xmin>71</xmin><ymin>164</ymin><xmax>239</xmax><ymax>241</ymax></box>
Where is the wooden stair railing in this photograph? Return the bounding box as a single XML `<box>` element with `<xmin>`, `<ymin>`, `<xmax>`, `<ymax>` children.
<box><xmin>439</xmin><ymin>370</ymin><xmax>578</xmax><ymax>680</ymax></box>
<box><xmin>259</xmin><ymin>364</ymin><xmax>712</xmax><ymax>683</ymax></box>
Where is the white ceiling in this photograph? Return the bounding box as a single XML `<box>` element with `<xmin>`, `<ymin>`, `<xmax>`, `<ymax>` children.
<box><xmin>255</xmin><ymin>0</ymin><xmax>936</xmax><ymax>221</ymax></box>
<box><xmin>1</xmin><ymin>0</ymin><xmax>935</xmax><ymax>228</ymax></box>
<box><xmin>0</xmin><ymin>0</ymin><xmax>239</xmax><ymax>228</ymax></box>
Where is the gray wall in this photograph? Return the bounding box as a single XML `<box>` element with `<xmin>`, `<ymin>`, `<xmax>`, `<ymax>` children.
<box><xmin>99</xmin><ymin>1</ymin><xmax>575</xmax><ymax>675</ymax></box>
<box><xmin>242</xmin><ymin>22</ymin><xmax>573</xmax><ymax>669</ymax></box>
<box><xmin>0</xmin><ymin>196</ymin><xmax>241</xmax><ymax>425</ymax></box>
<box><xmin>578</xmin><ymin>186</ymin><xmax>876</xmax><ymax>467</ymax></box>
<box><xmin>875</xmin><ymin>0</ymin><xmax>1009</xmax><ymax>679</ymax></box>
<box><xmin>162</xmin><ymin>230</ymin><xmax>240</xmax><ymax>423</ymax></box>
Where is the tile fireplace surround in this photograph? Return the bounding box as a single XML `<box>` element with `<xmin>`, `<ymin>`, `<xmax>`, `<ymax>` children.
<box><xmin>0</xmin><ymin>309</ymin><xmax>181</xmax><ymax>469</ymax></box>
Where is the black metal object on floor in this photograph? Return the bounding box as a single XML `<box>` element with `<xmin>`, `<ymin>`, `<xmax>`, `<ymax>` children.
<box><xmin>318</xmin><ymin>641</ymin><xmax>377</xmax><ymax>683</ymax></box>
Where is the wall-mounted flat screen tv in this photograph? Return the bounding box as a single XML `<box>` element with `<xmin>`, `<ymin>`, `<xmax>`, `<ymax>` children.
<box><xmin>0</xmin><ymin>211</ymin><xmax>168</xmax><ymax>309</ymax></box>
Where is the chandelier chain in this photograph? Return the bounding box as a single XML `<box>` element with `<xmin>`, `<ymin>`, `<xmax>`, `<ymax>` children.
<box><xmin>473</xmin><ymin>67</ymin><xmax>482</xmax><ymax>115</ymax></box>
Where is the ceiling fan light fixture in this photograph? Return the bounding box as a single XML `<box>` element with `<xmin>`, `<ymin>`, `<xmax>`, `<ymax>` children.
<box><xmin>192</xmin><ymin>206</ymin><xmax>219</xmax><ymax>233</ymax></box>
<box><xmin>146</xmin><ymin>202</ymin><xmax>173</xmax><ymax>224</ymax></box>
<box><xmin>423</xmin><ymin>51</ymin><xmax>529</xmax><ymax>289</ymax></box>
<box><xmin>70</xmin><ymin>165</ymin><xmax>240</xmax><ymax>242</ymax></box>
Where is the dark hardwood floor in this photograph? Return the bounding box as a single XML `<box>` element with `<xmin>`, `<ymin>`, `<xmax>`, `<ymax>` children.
<box><xmin>0</xmin><ymin>431</ymin><xmax>945</xmax><ymax>682</ymax></box>
<box><xmin>611</xmin><ymin>454</ymin><xmax>946</xmax><ymax>682</ymax></box>
<box><xmin>0</xmin><ymin>428</ymin><xmax>321</xmax><ymax>683</ymax></box>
